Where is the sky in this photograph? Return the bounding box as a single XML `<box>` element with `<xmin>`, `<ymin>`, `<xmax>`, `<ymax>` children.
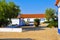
<box><xmin>6</xmin><ymin>0</ymin><xmax>57</xmax><ymax>14</ymax></box>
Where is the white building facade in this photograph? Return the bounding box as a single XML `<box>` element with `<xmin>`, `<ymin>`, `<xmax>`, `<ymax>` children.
<box><xmin>17</xmin><ymin>14</ymin><xmax>46</xmax><ymax>26</ymax></box>
<box><xmin>55</xmin><ymin>0</ymin><xmax>60</xmax><ymax>34</ymax></box>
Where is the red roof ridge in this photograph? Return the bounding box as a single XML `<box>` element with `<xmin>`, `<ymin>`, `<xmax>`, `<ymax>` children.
<box><xmin>20</xmin><ymin>13</ymin><xmax>44</xmax><ymax>14</ymax></box>
<box><xmin>17</xmin><ymin>14</ymin><xmax>45</xmax><ymax>18</ymax></box>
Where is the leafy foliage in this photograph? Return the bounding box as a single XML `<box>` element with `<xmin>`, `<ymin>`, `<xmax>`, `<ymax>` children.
<box><xmin>45</xmin><ymin>8</ymin><xmax>56</xmax><ymax>21</ymax></box>
<box><xmin>45</xmin><ymin>8</ymin><xmax>58</xmax><ymax>28</ymax></box>
<box><xmin>47</xmin><ymin>20</ymin><xmax>58</xmax><ymax>28</ymax></box>
<box><xmin>0</xmin><ymin>19</ymin><xmax>11</xmax><ymax>27</ymax></box>
<box><xmin>0</xmin><ymin>0</ymin><xmax>20</xmax><ymax>19</ymax></box>
<box><xmin>0</xmin><ymin>0</ymin><xmax>21</xmax><ymax>27</ymax></box>
<box><xmin>34</xmin><ymin>19</ymin><xmax>40</xmax><ymax>27</ymax></box>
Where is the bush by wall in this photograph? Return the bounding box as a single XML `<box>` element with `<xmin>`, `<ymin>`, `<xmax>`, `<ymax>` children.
<box><xmin>34</xmin><ymin>18</ymin><xmax>40</xmax><ymax>27</ymax></box>
<box><xmin>0</xmin><ymin>19</ymin><xmax>11</xmax><ymax>27</ymax></box>
<box><xmin>47</xmin><ymin>20</ymin><xmax>58</xmax><ymax>28</ymax></box>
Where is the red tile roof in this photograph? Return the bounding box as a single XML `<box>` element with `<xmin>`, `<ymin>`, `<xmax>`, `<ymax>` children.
<box><xmin>55</xmin><ymin>0</ymin><xmax>60</xmax><ymax>6</ymax></box>
<box><xmin>17</xmin><ymin>14</ymin><xmax>45</xmax><ymax>18</ymax></box>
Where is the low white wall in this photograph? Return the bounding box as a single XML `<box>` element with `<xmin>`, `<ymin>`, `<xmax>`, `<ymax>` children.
<box><xmin>0</xmin><ymin>28</ymin><xmax>22</xmax><ymax>32</ymax></box>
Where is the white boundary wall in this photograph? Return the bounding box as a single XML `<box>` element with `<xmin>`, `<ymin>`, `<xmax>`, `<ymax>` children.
<box><xmin>0</xmin><ymin>28</ymin><xmax>22</xmax><ymax>32</ymax></box>
<box><xmin>0</xmin><ymin>18</ymin><xmax>22</xmax><ymax>32</ymax></box>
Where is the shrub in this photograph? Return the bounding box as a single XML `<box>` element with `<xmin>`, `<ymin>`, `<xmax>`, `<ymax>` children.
<box><xmin>34</xmin><ymin>18</ymin><xmax>40</xmax><ymax>27</ymax></box>
<box><xmin>0</xmin><ymin>19</ymin><xmax>11</xmax><ymax>27</ymax></box>
<box><xmin>43</xmin><ymin>21</ymin><xmax>51</xmax><ymax>23</ymax></box>
<box><xmin>47</xmin><ymin>20</ymin><xmax>58</xmax><ymax>28</ymax></box>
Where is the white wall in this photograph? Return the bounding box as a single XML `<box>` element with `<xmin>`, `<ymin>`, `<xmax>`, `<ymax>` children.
<box><xmin>58</xmin><ymin>7</ymin><xmax>60</xmax><ymax>29</ymax></box>
<box><xmin>58</xmin><ymin>2</ymin><xmax>60</xmax><ymax>7</ymax></box>
<box><xmin>23</xmin><ymin>18</ymin><xmax>28</xmax><ymax>22</ymax></box>
<box><xmin>29</xmin><ymin>18</ymin><xmax>35</xmax><ymax>22</ymax></box>
<box><xmin>11</xmin><ymin>18</ymin><xmax>19</xmax><ymax>25</ymax></box>
<box><xmin>24</xmin><ymin>18</ymin><xmax>40</xmax><ymax>22</ymax></box>
<box><xmin>11</xmin><ymin>18</ymin><xmax>46</xmax><ymax>25</ymax></box>
<box><xmin>23</xmin><ymin>18</ymin><xmax>46</xmax><ymax>23</ymax></box>
<box><xmin>58</xmin><ymin>2</ymin><xmax>60</xmax><ymax>29</ymax></box>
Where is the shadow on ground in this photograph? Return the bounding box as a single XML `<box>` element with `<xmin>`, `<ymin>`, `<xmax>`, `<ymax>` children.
<box><xmin>22</xmin><ymin>26</ymin><xmax>47</xmax><ymax>32</ymax></box>
<box><xmin>0</xmin><ymin>38</ymin><xmax>34</xmax><ymax>40</ymax></box>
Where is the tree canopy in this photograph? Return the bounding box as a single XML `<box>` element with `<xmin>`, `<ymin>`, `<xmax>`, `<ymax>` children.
<box><xmin>0</xmin><ymin>0</ymin><xmax>21</xmax><ymax>19</ymax></box>
<box><xmin>45</xmin><ymin>8</ymin><xmax>56</xmax><ymax>21</ymax></box>
<box><xmin>45</xmin><ymin>8</ymin><xmax>58</xmax><ymax>28</ymax></box>
<box><xmin>0</xmin><ymin>0</ymin><xmax>21</xmax><ymax>27</ymax></box>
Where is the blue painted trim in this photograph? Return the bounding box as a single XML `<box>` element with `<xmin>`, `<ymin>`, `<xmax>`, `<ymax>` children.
<box><xmin>58</xmin><ymin>29</ymin><xmax>60</xmax><ymax>34</ymax></box>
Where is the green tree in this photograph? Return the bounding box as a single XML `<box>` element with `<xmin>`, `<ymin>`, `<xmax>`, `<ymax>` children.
<box><xmin>45</xmin><ymin>8</ymin><xmax>56</xmax><ymax>21</ymax></box>
<box><xmin>0</xmin><ymin>0</ymin><xmax>21</xmax><ymax>27</ymax></box>
<box><xmin>0</xmin><ymin>0</ymin><xmax>20</xmax><ymax>19</ymax></box>
<box><xmin>45</xmin><ymin>8</ymin><xmax>58</xmax><ymax>28</ymax></box>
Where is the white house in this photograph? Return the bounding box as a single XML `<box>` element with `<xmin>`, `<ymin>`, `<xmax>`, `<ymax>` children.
<box><xmin>17</xmin><ymin>14</ymin><xmax>47</xmax><ymax>25</ymax></box>
<box><xmin>55</xmin><ymin>0</ymin><xmax>60</xmax><ymax>34</ymax></box>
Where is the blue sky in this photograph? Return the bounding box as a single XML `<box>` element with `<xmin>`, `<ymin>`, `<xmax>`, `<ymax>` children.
<box><xmin>6</xmin><ymin>0</ymin><xmax>57</xmax><ymax>14</ymax></box>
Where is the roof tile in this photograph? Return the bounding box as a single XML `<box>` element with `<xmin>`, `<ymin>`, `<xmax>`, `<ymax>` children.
<box><xmin>17</xmin><ymin>14</ymin><xmax>45</xmax><ymax>18</ymax></box>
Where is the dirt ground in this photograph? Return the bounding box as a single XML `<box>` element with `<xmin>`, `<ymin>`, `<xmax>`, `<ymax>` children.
<box><xmin>57</xmin><ymin>34</ymin><xmax>60</xmax><ymax>40</ymax></box>
<box><xmin>0</xmin><ymin>27</ymin><xmax>58</xmax><ymax>40</ymax></box>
